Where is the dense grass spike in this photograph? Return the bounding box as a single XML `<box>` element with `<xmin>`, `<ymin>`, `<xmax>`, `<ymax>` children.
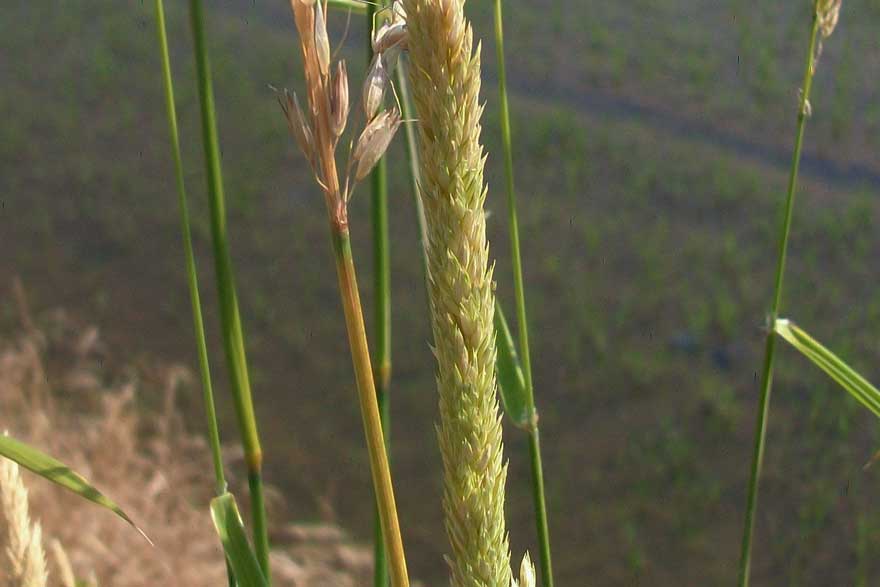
<box><xmin>404</xmin><ymin>0</ymin><xmax>514</xmax><ymax>583</ymax></box>
<box><xmin>737</xmin><ymin>4</ymin><xmax>832</xmax><ymax>584</ymax></box>
<box><xmin>491</xmin><ymin>0</ymin><xmax>553</xmax><ymax>581</ymax></box>
<box><xmin>188</xmin><ymin>0</ymin><xmax>271</xmax><ymax>580</ymax></box>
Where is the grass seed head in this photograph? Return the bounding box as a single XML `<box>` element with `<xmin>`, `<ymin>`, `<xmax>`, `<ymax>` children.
<box><xmin>280</xmin><ymin>90</ymin><xmax>314</xmax><ymax>162</ymax></box>
<box><xmin>287</xmin><ymin>0</ymin><xmax>404</xmax><ymax>214</ymax></box>
<box><xmin>50</xmin><ymin>539</ymin><xmax>76</xmax><ymax>587</ymax></box>
<box><xmin>362</xmin><ymin>54</ymin><xmax>389</xmax><ymax>121</ymax></box>
<box><xmin>817</xmin><ymin>0</ymin><xmax>841</xmax><ymax>38</ymax></box>
<box><xmin>314</xmin><ymin>0</ymin><xmax>330</xmax><ymax>75</ymax></box>
<box><xmin>1</xmin><ymin>456</ymin><xmax>48</xmax><ymax>587</ymax></box>
<box><xmin>373</xmin><ymin>21</ymin><xmax>408</xmax><ymax>54</ymax></box>
<box><xmin>353</xmin><ymin>108</ymin><xmax>401</xmax><ymax>182</ymax></box>
<box><xmin>330</xmin><ymin>60</ymin><xmax>350</xmax><ymax>138</ymax></box>
<box><xmin>404</xmin><ymin>0</ymin><xmax>514</xmax><ymax>583</ymax></box>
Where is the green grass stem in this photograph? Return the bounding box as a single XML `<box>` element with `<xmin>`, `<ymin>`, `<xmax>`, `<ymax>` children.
<box><xmin>396</xmin><ymin>62</ymin><xmax>430</xmax><ymax>289</ymax></box>
<box><xmin>330</xmin><ymin>225</ymin><xmax>410</xmax><ymax>587</ymax></box>
<box><xmin>367</xmin><ymin>2</ymin><xmax>392</xmax><ymax>584</ymax></box>
<box><xmin>737</xmin><ymin>11</ymin><xmax>821</xmax><ymax>587</ymax></box>
<box><xmin>492</xmin><ymin>0</ymin><xmax>553</xmax><ymax>583</ymax></box>
<box><xmin>188</xmin><ymin>0</ymin><xmax>270</xmax><ymax>581</ymax></box>
<box><xmin>154</xmin><ymin>0</ymin><xmax>226</xmax><ymax>500</ymax></box>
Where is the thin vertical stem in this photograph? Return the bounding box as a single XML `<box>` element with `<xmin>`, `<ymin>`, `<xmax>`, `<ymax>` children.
<box><xmin>155</xmin><ymin>4</ymin><xmax>235</xmax><ymax>584</ymax></box>
<box><xmin>188</xmin><ymin>0</ymin><xmax>270</xmax><ymax>581</ymax></box>
<box><xmin>737</xmin><ymin>12</ymin><xmax>821</xmax><ymax>587</ymax></box>
<box><xmin>396</xmin><ymin>63</ymin><xmax>430</xmax><ymax>290</ymax></box>
<box><xmin>492</xmin><ymin>0</ymin><xmax>552</xmax><ymax>583</ymax></box>
<box><xmin>527</xmin><ymin>429</ymin><xmax>551</xmax><ymax>584</ymax></box>
<box><xmin>155</xmin><ymin>0</ymin><xmax>226</xmax><ymax>497</ymax></box>
<box><xmin>367</xmin><ymin>2</ymin><xmax>392</xmax><ymax>585</ymax></box>
<box><xmin>331</xmin><ymin>226</ymin><xmax>410</xmax><ymax>587</ymax></box>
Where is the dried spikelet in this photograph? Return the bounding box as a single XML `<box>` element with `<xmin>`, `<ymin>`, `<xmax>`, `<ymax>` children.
<box><xmin>287</xmin><ymin>0</ymin><xmax>404</xmax><ymax>211</ymax></box>
<box><xmin>813</xmin><ymin>0</ymin><xmax>842</xmax><ymax>71</ymax></box>
<box><xmin>50</xmin><ymin>539</ymin><xmax>77</xmax><ymax>587</ymax></box>
<box><xmin>391</xmin><ymin>0</ymin><xmax>406</xmax><ymax>24</ymax></box>
<box><xmin>0</xmin><ymin>456</ymin><xmax>48</xmax><ymax>587</ymax></box>
<box><xmin>24</xmin><ymin>523</ymin><xmax>48</xmax><ymax>587</ymax></box>
<box><xmin>817</xmin><ymin>0</ymin><xmax>841</xmax><ymax>38</ymax></box>
<box><xmin>314</xmin><ymin>0</ymin><xmax>330</xmax><ymax>75</ymax></box>
<box><xmin>372</xmin><ymin>21</ymin><xmax>408</xmax><ymax>54</ymax></box>
<box><xmin>352</xmin><ymin>109</ymin><xmax>401</xmax><ymax>182</ymax></box>
<box><xmin>362</xmin><ymin>54</ymin><xmax>389</xmax><ymax>121</ymax></box>
<box><xmin>330</xmin><ymin>60</ymin><xmax>350</xmax><ymax>138</ymax></box>
<box><xmin>404</xmin><ymin>0</ymin><xmax>513</xmax><ymax>584</ymax></box>
<box><xmin>280</xmin><ymin>90</ymin><xmax>314</xmax><ymax>161</ymax></box>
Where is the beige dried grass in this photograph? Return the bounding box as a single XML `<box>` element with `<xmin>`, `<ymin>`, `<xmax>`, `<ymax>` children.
<box><xmin>0</xmin><ymin>454</ymin><xmax>48</xmax><ymax>587</ymax></box>
<box><xmin>0</xmin><ymin>303</ymin><xmax>371</xmax><ymax>587</ymax></box>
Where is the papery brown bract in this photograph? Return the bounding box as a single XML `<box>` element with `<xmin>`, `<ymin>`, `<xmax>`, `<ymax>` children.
<box><xmin>362</xmin><ymin>55</ymin><xmax>389</xmax><ymax>121</ymax></box>
<box><xmin>330</xmin><ymin>61</ymin><xmax>350</xmax><ymax>139</ymax></box>
<box><xmin>353</xmin><ymin>109</ymin><xmax>401</xmax><ymax>182</ymax></box>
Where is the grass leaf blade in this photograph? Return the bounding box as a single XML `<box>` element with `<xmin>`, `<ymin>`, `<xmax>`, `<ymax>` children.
<box><xmin>188</xmin><ymin>0</ymin><xmax>270</xmax><ymax>577</ymax></box>
<box><xmin>491</xmin><ymin>0</ymin><xmax>554</xmax><ymax>579</ymax></box>
<box><xmin>211</xmin><ymin>493</ymin><xmax>269</xmax><ymax>587</ymax></box>
<box><xmin>0</xmin><ymin>435</ymin><xmax>149</xmax><ymax>543</ymax></box>
<box><xmin>328</xmin><ymin>0</ymin><xmax>367</xmax><ymax>13</ymax></box>
<box><xmin>495</xmin><ymin>300</ymin><xmax>531</xmax><ymax>429</ymax></box>
<box><xmin>774</xmin><ymin>319</ymin><xmax>880</xmax><ymax>418</ymax></box>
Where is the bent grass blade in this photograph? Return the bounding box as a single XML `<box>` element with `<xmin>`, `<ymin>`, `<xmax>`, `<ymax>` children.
<box><xmin>0</xmin><ymin>435</ymin><xmax>150</xmax><ymax>543</ymax></box>
<box><xmin>774</xmin><ymin>319</ymin><xmax>880</xmax><ymax>418</ymax></box>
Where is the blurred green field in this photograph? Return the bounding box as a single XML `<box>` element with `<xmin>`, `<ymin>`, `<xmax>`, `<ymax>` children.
<box><xmin>2</xmin><ymin>1</ymin><xmax>879</xmax><ymax>584</ymax></box>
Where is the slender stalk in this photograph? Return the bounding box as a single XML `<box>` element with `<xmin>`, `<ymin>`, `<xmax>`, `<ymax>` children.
<box><xmin>395</xmin><ymin>63</ymin><xmax>430</xmax><ymax>288</ymax></box>
<box><xmin>331</xmin><ymin>225</ymin><xmax>409</xmax><ymax>587</ymax></box>
<box><xmin>188</xmin><ymin>0</ymin><xmax>270</xmax><ymax>580</ymax></box>
<box><xmin>737</xmin><ymin>12</ymin><xmax>821</xmax><ymax>587</ymax></box>
<box><xmin>155</xmin><ymin>5</ymin><xmax>235</xmax><ymax>584</ymax></box>
<box><xmin>285</xmin><ymin>1</ymin><xmax>410</xmax><ymax>581</ymax></box>
<box><xmin>155</xmin><ymin>0</ymin><xmax>226</xmax><ymax>497</ymax></box>
<box><xmin>367</xmin><ymin>2</ymin><xmax>392</xmax><ymax>585</ymax></box>
<box><xmin>492</xmin><ymin>0</ymin><xmax>553</xmax><ymax>583</ymax></box>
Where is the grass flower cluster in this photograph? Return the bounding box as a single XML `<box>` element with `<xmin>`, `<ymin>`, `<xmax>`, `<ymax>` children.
<box><xmin>1</xmin><ymin>455</ymin><xmax>48</xmax><ymax>587</ymax></box>
<box><xmin>403</xmin><ymin>0</ymin><xmax>513</xmax><ymax>584</ymax></box>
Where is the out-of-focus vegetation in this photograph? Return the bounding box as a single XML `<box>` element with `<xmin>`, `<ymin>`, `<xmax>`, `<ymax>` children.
<box><xmin>2</xmin><ymin>1</ymin><xmax>878</xmax><ymax>584</ymax></box>
<box><xmin>0</xmin><ymin>309</ymin><xmax>371</xmax><ymax>586</ymax></box>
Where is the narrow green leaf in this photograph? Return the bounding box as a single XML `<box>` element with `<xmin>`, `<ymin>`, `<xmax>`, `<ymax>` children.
<box><xmin>774</xmin><ymin>319</ymin><xmax>880</xmax><ymax>418</ymax></box>
<box><xmin>495</xmin><ymin>300</ymin><xmax>532</xmax><ymax>429</ymax></box>
<box><xmin>328</xmin><ymin>0</ymin><xmax>367</xmax><ymax>14</ymax></box>
<box><xmin>211</xmin><ymin>493</ymin><xmax>268</xmax><ymax>587</ymax></box>
<box><xmin>0</xmin><ymin>435</ymin><xmax>149</xmax><ymax>543</ymax></box>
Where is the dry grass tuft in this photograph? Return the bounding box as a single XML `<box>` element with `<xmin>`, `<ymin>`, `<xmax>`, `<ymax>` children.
<box><xmin>0</xmin><ymin>300</ymin><xmax>371</xmax><ymax>586</ymax></box>
<box><xmin>0</xmin><ymin>454</ymin><xmax>48</xmax><ymax>587</ymax></box>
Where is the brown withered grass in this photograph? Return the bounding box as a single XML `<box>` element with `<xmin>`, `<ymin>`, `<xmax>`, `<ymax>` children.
<box><xmin>0</xmin><ymin>301</ymin><xmax>372</xmax><ymax>587</ymax></box>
